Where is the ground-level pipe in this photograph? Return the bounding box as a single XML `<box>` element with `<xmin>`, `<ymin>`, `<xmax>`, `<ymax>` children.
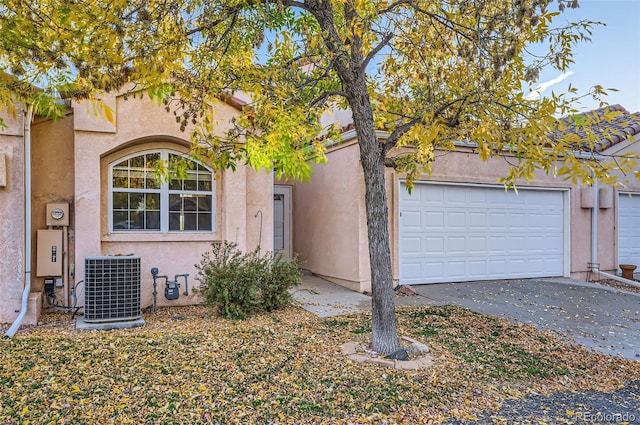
<box><xmin>592</xmin><ymin>268</ymin><xmax>640</xmax><ymax>289</ymax></box>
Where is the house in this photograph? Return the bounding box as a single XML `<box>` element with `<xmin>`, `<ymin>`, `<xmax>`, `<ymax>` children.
<box><xmin>292</xmin><ymin>105</ymin><xmax>640</xmax><ymax>292</ymax></box>
<box><xmin>0</xmin><ymin>89</ymin><xmax>277</xmax><ymax>325</ymax></box>
<box><xmin>1</xmin><ymin>93</ymin><xmax>639</xmax><ymax>327</ymax></box>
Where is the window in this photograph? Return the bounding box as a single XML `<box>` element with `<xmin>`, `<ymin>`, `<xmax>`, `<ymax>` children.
<box><xmin>110</xmin><ymin>150</ymin><xmax>214</xmax><ymax>232</ymax></box>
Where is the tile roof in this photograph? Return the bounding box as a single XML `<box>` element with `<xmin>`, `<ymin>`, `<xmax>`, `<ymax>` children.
<box><xmin>556</xmin><ymin>104</ymin><xmax>640</xmax><ymax>152</ymax></box>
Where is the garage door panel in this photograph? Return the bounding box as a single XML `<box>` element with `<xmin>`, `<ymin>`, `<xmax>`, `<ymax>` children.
<box><xmin>424</xmin><ymin>211</ymin><xmax>444</xmax><ymax>228</ymax></box>
<box><xmin>402</xmin><ymin>210</ymin><xmax>422</xmax><ymax>228</ymax></box>
<box><xmin>618</xmin><ymin>193</ymin><xmax>640</xmax><ymax>266</ymax></box>
<box><xmin>467</xmin><ymin>261</ymin><xmax>487</xmax><ymax>277</ymax></box>
<box><xmin>446</xmin><ymin>261</ymin><xmax>466</xmax><ymax>278</ymax></box>
<box><xmin>445</xmin><ymin>187</ymin><xmax>467</xmax><ymax>205</ymax></box>
<box><xmin>487</xmin><ymin>259</ymin><xmax>507</xmax><ymax>275</ymax></box>
<box><xmin>508</xmin><ymin>212</ymin><xmax>527</xmax><ymax>230</ymax></box>
<box><xmin>446</xmin><ymin>236</ymin><xmax>466</xmax><ymax>255</ymax></box>
<box><xmin>425</xmin><ymin>236</ymin><xmax>444</xmax><ymax>254</ymax></box>
<box><xmin>447</xmin><ymin>211</ymin><xmax>466</xmax><ymax>228</ymax></box>
<box><xmin>466</xmin><ymin>189</ymin><xmax>487</xmax><ymax>205</ymax></box>
<box><xmin>526</xmin><ymin>235</ymin><xmax>548</xmax><ymax>252</ymax></box>
<box><xmin>469</xmin><ymin>212</ymin><xmax>487</xmax><ymax>229</ymax></box>
<box><xmin>402</xmin><ymin>262</ymin><xmax>422</xmax><ymax>280</ymax></box>
<box><xmin>507</xmin><ymin>236</ymin><xmax>527</xmax><ymax>253</ymax></box>
<box><xmin>468</xmin><ymin>236</ymin><xmax>487</xmax><ymax>253</ymax></box>
<box><xmin>487</xmin><ymin>236</ymin><xmax>507</xmax><ymax>254</ymax></box>
<box><xmin>400</xmin><ymin>183</ymin><xmax>565</xmax><ymax>284</ymax></box>
<box><xmin>488</xmin><ymin>212</ymin><xmax>507</xmax><ymax>229</ymax></box>
<box><xmin>418</xmin><ymin>262</ymin><xmax>444</xmax><ymax>281</ymax></box>
<box><xmin>400</xmin><ymin>236</ymin><xmax>421</xmax><ymax>254</ymax></box>
<box><xmin>527</xmin><ymin>213</ymin><xmax>550</xmax><ymax>230</ymax></box>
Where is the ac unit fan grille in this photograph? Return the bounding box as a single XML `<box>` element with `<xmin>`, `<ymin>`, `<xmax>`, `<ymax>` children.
<box><xmin>84</xmin><ymin>256</ymin><xmax>141</xmax><ymax>323</ymax></box>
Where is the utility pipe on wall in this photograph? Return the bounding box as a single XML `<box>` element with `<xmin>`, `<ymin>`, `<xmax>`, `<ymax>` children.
<box><xmin>5</xmin><ymin>105</ymin><xmax>34</xmax><ymax>338</ymax></box>
<box><xmin>591</xmin><ymin>178</ymin><xmax>598</xmax><ymax>266</ymax></box>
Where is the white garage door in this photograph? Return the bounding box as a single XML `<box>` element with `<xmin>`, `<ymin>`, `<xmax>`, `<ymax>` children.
<box><xmin>618</xmin><ymin>193</ymin><xmax>640</xmax><ymax>266</ymax></box>
<box><xmin>400</xmin><ymin>183</ymin><xmax>565</xmax><ymax>284</ymax></box>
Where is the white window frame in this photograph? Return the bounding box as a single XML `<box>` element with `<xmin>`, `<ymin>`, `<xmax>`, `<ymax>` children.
<box><xmin>108</xmin><ymin>149</ymin><xmax>216</xmax><ymax>233</ymax></box>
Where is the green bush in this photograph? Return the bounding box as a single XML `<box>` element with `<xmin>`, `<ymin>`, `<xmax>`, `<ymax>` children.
<box><xmin>195</xmin><ymin>241</ymin><xmax>301</xmax><ymax>319</ymax></box>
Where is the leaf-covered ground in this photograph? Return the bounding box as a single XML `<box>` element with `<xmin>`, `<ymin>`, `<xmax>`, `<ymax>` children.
<box><xmin>1</xmin><ymin>305</ymin><xmax>638</xmax><ymax>424</ymax></box>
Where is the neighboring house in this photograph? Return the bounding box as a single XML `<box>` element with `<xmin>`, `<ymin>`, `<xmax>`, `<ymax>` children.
<box><xmin>0</xmin><ymin>90</ymin><xmax>278</xmax><ymax>325</ymax></box>
<box><xmin>292</xmin><ymin>105</ymin><xmax>640</xmax><ymax>292</ymax></box>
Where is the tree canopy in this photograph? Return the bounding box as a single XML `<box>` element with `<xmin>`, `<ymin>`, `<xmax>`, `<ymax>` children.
<box><xmin>2</xmin><ymin>0</ymin><xmax>636</xmax><ymax>354</ymax></box>
<box><xmin>3</xmin><ymin>1</ymin><xmax>633</xmax><ymax>182</ymax></box>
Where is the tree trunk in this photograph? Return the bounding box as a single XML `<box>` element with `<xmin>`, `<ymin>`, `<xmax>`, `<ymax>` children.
<box><xmin>307</xmin><ymin>0</ymin><xmax>399</xmax><ymax>355</ymax></box>
<box><xmin>349</xmin><ymin>78</ymin><xmax>400</xmax><ymax>356</ymax></box>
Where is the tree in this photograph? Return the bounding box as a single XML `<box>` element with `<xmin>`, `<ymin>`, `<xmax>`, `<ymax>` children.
<box><xmin>2</xmin><ymin>0</ymin><xmax>636</xmax><ymax>354</ymax></box>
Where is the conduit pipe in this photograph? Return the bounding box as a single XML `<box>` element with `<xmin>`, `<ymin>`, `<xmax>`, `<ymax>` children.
<box><xmin>5</xmin><ymin>104</ymin><xmax>34</xmax><ymax>338</ymax></box>
<box><xmin>591</xmin><ymin>178</ymin><xmax>598</xmax><ymax>266</ymax></box>
<box><xmin>592</xmin><ymin>268</ymin><xmax>640</xmax><ymax>289</ymax></box>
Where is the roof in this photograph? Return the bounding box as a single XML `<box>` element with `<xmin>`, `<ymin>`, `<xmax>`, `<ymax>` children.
<box><xmin>556</xmin><ymin>104</ymin><xmax>640</xmax><ymax>152</ymax></box>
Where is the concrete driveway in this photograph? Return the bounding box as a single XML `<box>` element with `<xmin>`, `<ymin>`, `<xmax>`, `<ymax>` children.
<box><xmin>292</xmin><ymin>275</ymin><xmax>640</xmax><ymax>360</ymax></box>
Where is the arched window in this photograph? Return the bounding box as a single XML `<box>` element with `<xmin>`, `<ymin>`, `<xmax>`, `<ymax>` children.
<box><xmin>109</xmin><ymin>150</ymin><xmax>214</xmax><ymax>232</ymax></box>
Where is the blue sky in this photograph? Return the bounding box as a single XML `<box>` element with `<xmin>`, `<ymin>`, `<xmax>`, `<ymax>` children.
<box><xmin>530</xmin><ymin>0</ymin><xmax>640</xmax><ymax>112</ymax></box>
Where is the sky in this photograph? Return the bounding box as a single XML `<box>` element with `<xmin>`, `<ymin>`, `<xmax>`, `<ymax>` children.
<box><xmin>528</xmin><ymin>0</ymin><xmax>640</xmax><ymax>112</ymax></box>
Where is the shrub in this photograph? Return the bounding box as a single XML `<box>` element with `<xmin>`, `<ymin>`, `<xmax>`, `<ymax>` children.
<box><xmin>195</xmin><ymin>241</ymin><xmax>301</xmax><ymax>319</ymax></box>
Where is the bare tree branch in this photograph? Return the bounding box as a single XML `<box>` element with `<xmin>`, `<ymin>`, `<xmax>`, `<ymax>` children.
<box><xmin>360</xmin><ymin>33</ymin><xmax>393</xmax><ymax>75</ymax></box>
<box><xmin>310</xmin><ymin>90</ymin><xmax>348</xmax><ymax>106</ymax></box>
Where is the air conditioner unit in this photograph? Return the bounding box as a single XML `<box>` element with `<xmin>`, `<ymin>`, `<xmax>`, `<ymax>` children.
<box><xmin>84</xmin><ymin>255</ymin><xmax>141</xmax><ymax>323</ymax></box>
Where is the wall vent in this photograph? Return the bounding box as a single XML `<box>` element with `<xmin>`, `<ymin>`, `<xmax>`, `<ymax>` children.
<box><xmin>84</xmin><ymin>255</ymin><xmax>141</xmax><ymax>323</ymax></box>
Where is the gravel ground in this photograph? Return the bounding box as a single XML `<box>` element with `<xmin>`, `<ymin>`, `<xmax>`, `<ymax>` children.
<box><xmin>594</xmin><ymin>278</ymin><xmax>640</xmax><ymax>295</ymax></box>
<box><xmin>446</xmin><ymin>379</ymin><xmax>640</xmax><ymax>424</ymax></box>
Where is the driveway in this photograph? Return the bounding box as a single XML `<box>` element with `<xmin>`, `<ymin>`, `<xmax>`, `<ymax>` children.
<box><xmin>292</xmin><ymin>275</ymin><xmax>640</xmax><ymax>360</ymax></box>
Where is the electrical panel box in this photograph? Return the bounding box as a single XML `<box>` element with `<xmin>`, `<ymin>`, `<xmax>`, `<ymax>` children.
<box><xmin>46</xmin><ymin>203</ymin><xmax>70</xmax><ymax>226</ymax></box>
<box><xmin>37</xmin><ymin>229</ymin><xmax>63</xmax><ymax>276</ymax></box>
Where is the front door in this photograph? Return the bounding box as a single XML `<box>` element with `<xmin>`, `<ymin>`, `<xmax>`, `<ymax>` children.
<box><xmin>273</xmin><ymin>186</ymin><xmax>292</xmax><ymax>259</ymax></box>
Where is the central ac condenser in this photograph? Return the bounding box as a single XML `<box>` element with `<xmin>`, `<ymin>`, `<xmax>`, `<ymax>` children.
<box><xmin>84</xmin><ymin>255</ymin><xmax>141</xmax><ymax>323</ymax></box>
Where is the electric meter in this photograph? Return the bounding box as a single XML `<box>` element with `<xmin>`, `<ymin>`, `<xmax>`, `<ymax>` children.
<box><xmin>51</xmin><ymin>208</ymin><xmax>65</xmax><ymax>220</ymax></box>
<box><xmin>46</xmin><ymin>203</ymin><xmax>69</xmax><ymax>226</ymax></box>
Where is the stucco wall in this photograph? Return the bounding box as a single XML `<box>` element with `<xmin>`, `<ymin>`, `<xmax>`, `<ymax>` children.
<box><xmin>246</xmin><ymin>168</ymin><xmax>274</xmax><ymax>252</ymax></box>
<box><xmin>0</xmin><ymin>110</ymin><xmax>26</xmax><ymax>323</ymax></box>
<box><xmin>64</xmin><ymin>91</ymin><xmax>273</xmax><ymax>310</ymax></box>
<box><xmin>293</xmin><ymin>141</ymin><xmax>366</xmax><ymax>291</ymax></box>
<box><xmin>30</xmin><ymin>113</ymin><xmax>75</xmax><ymax>302</ymax></box>
<box><xmin>296</xmin><ymin>136</ymin><xmax>640</xmax><ymax>291</ymax></box>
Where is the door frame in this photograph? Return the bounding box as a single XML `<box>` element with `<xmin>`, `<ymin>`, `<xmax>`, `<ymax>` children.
<box><xmin>273</xmin><ymin>185</ymin><xmax>292</xmax><ymax>259</ymax></box>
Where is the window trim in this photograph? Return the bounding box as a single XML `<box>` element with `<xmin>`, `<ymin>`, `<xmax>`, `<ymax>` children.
<box><xmin>108</xmin><ymin>149</ymin><xmax>216</xmax><ymax>234</ymax></box>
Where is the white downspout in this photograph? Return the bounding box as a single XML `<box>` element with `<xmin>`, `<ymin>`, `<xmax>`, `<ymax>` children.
<box><xmin>591</xmin><ymin>178</ymin><xmax>598</xmax><ymax>266</ymax></box>
<box><xmin>4</xmin><ymin>104</ymin><xmax>34</xmax><ymax>338</ymax></box>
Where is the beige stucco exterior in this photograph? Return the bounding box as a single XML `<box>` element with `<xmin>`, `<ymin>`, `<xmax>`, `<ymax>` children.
<box><xmin>1</xmin><ymin>91</ymin><xmax>276</xmax><ymax>324</ymax></box>
<box><xmin>0</xmin><ymin>110</ymin><xmax>29</xmax><ymax>323</ymax></box>
<box><xmin>3</xmin><ymin>94</ymin><xmax>640</xmax><ymax>322</ymax></box>
<box><xmin>293</xmin><ymin>133</ymin><xmax>640</xmax><ymax>293</ymax></box>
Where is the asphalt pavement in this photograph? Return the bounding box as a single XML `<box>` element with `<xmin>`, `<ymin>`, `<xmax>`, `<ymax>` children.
<box><xmin>292</xmin><ymin>274</ymin><xmax>640</xmax><ymax>360</ymax></box>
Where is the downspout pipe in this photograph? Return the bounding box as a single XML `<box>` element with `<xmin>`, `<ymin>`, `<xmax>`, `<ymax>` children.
<box><xmin>5</xmin><ymin>104</ymin><xmax>34</xmax><ymax>338</ymax></box>
<box><xmin>591</xmin><ymin>177</ymin><xmax>598</xmax><ymax>267</ymax></box>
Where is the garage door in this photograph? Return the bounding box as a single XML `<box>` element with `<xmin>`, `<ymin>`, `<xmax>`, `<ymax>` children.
<box><xmin>399</xmin><ymin>183</ymin><xmax>565</xmax><ymax>284</ymax></box>
<box><xmin>618</xmin><ymin>193</ymin><xmax>640</xmax><ymax>266</ymax></box>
